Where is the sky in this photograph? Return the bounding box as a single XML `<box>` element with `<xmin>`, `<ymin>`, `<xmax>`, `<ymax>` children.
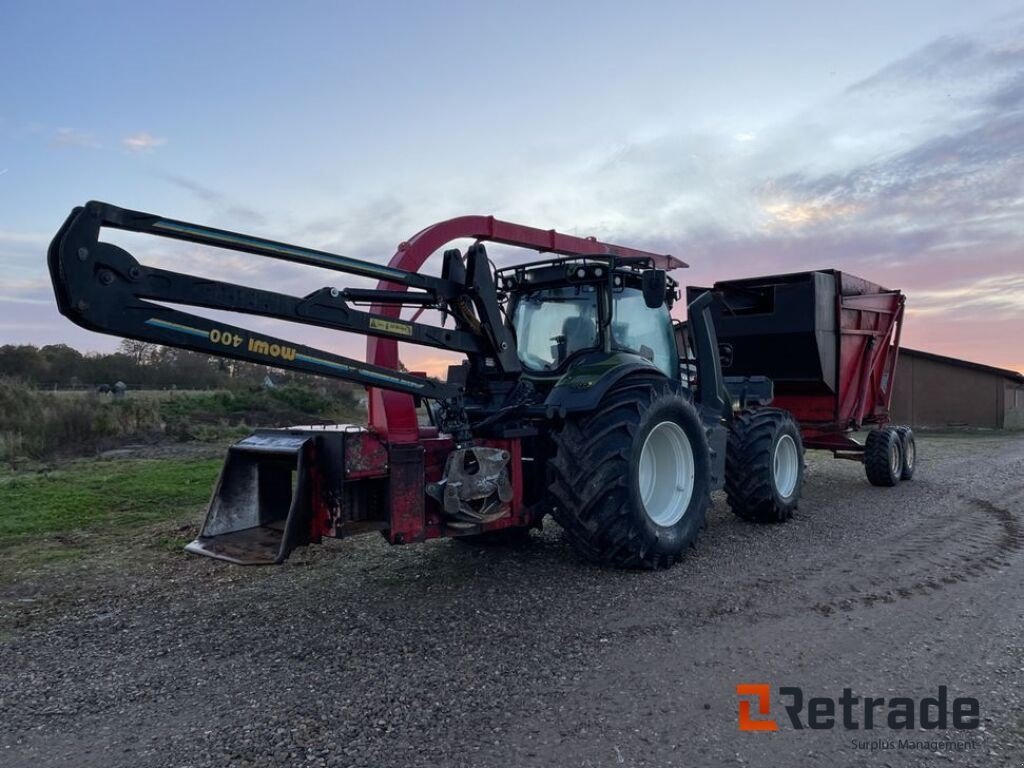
<box><xmin>1</xmin><ymin>0</ymin><xmax>1022</xmax><ymax>374</ymax></box>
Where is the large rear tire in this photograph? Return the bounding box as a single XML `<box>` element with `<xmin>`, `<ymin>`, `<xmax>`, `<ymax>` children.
<box><xmin>725</xmin><ymin>408</ymin><xmax>804</xmax><ymax>523</ymax></box>
<box><xmin>549</xmin><ymin>376</ymin><xmax>711</xmax><ymax>569</ymax></box>
<box><xmin>864</xmin><ymin>427</ymin><xmax>902</xmax><ymax>487</ymax></box>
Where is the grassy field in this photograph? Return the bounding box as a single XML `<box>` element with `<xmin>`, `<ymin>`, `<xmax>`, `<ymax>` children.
<box><xmin>0</xmin><ymin>378</ymin><xmax>366</xmax><ymax>596</ymax></box>
<box><xmin>0</xmin><ymin>456</ymin><xmax>222</xmax><ymax>585</ymax></box>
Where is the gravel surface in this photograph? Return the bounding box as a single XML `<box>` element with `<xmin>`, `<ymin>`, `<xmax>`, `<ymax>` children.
<box><xmin>1</xmin><ymin>432</ymin><xmax>1023</xmax><ymax>767</ymax></box>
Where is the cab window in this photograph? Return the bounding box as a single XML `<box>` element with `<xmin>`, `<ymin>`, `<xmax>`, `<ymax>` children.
<box><xmin>611</xmin><ymin>288</ymin><xmax>677</xmax><ymax>377</ymax></box>
<box><xmin>512</xmin><ymin>285</ymin><xmax>600</xmax><ymax>371</ymax></box>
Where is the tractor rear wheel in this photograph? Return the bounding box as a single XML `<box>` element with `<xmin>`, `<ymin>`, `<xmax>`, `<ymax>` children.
<box><xmin>894</xmin><ymin>426</ymin><xmax>916</xmax><ymax>481</ymax></box>
<box><xmin>725</xmin><ymin>408</ymin><xmax>804</xmax><ymax>523</ymax></box>
<box><xmin>548</xmin><ymin>376</ymin><xmax>710</xmax><ymax>569</ymax></box>
<box><xmin>864</xmin><ymin>427</ymin><xmax>902</xmax><ymax>486</ymax></box>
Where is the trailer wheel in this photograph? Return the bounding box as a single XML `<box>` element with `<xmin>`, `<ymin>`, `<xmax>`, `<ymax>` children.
<box><xmin>894</xmin><ymin>426</ymin><xmax>916</xmax><ymax>481</ymax></box>
<box><xmin>725</xmin><ymin>408</ymin><xmax>804</xmax><ymax>523</ymax></box>
<box><xmin>548</xmin><ymin>376</ymin><xmax>710</xmax><ymax>569</ymax></box>
<box><xmin>864</xmin><ymin>427</ymin><xmax>902</xmax><ymax>487</ymax></box>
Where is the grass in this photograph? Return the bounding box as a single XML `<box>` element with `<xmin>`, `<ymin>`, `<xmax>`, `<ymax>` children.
<box><xmin>0</xmin><ymin>457</ymin><xmax>222</xmax><ymax>584</ymax></box>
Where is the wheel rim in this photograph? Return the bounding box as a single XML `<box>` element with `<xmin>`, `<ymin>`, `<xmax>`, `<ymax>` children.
<box><xmin>890</xmin><ymin>437</ymin><xmax>902</xmax><ymax>476</ymax></box>
<box><xmin>638</xmin><ymin>420</ymin><xmax>695</xmax><ymax>527</ymax></box>
<box><xmin>773</xmin><ymin>434</ymin><xmax>800</xmax><ymax>499</ymax></box>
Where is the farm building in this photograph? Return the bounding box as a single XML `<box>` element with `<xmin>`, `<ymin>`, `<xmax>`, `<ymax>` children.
<box><xmin>891</xmin><ymin>348</ymin><xmax>1024</xmax><ymax>430</ymax></box>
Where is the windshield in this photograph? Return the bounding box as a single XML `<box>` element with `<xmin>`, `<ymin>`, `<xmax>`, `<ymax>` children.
<box><xmin>512</xmin><ymin>285</ymin><xmax>600</xmax><ymax>371</ymax></box>
<box><xmin>611</xmin><ymin>287</ymin><xmax>677</xmax><ymax>377</ymax></box>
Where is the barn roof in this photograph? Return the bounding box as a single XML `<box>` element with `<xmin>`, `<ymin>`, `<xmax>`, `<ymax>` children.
<box><xmin>901</xmin><ymin>348</ymin><xmax>1024</xmax><ymax>384</ymax></box>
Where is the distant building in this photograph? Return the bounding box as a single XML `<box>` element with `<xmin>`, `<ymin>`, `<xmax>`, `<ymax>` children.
<box><xmin>891</xmin><ymin>348</ymin><xmax>1024</xmax><ymax>429</ymax></box>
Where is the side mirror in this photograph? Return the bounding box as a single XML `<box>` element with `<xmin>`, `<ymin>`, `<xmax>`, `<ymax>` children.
<box><xmin>641</xmin><ymin>269</ymin><xmax>667</xmax><ymax>308</ymax></box>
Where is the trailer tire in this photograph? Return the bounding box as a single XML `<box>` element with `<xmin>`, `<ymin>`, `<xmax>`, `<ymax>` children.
<box><xmin>894</xmin><ymin>426</ymin><xmax>916</xmax><ymax>481</ymax></box>
<box><xmin>864</xmin><ymin>427</ymin><xmax>902</xmax><ymax>487</ymax></box>
<box><xmin>725</xmin><ymin>408</ymin><xmax>804</xmax><ymax>523</ymax></box>
<box><xmin>549</xmin><ymin>376</ymin><xmax>710</xmax><ymax>569</ymax></box>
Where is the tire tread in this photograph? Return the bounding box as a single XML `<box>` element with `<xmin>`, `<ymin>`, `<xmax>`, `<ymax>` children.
<box><xmin>864</xmin><ymin>427</ymin><xmax>901</xmax><ymax>487</ymax></box>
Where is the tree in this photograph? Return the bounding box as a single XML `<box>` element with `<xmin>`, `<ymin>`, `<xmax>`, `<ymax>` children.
<box><xmin>0</xmin><ymin>345</ymin><xmax>47</xmax><ymax>382</ymax></box>
<box><xmin>40</xmin><ymin>344</ymin><xmax>84</xmax><ymax>385</ymax></box>
<box><xmin>118</xmin><ymin>339</ymin><xmax>158</xmax><ymax>366</ymax></box>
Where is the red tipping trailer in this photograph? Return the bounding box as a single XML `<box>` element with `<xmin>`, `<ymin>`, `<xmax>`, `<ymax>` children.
<box><xmin>689</xmin><ymin>270</ymin><xmax>907</xmax><ymax>461</ymax></box>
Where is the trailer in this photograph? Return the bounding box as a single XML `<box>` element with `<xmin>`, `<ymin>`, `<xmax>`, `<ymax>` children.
<box><xmin>689</xmin><ymin>270</ymin><xmax>913</xmax><ymax>488</ymax></box>
<box><xmin>47</xmin><ymin>201</ymin><xmax>915</xmax><ymax>568</ymax></box>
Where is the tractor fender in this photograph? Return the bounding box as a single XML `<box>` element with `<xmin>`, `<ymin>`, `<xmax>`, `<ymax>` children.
<box><xmin>543</xmin><ymin>351</ymin><xmax>666</xmax><ymax>417</ymax></box>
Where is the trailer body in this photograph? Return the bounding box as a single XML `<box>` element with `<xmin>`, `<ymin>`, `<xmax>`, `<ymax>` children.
<box><xmin>688</xmin><ymin>270</ymin><xmax>904</xmax><ymax>456</ymax></box>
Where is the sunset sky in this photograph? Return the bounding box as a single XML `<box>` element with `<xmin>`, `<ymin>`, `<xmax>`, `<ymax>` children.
<box><xmin>2</xmin><ymin>1</ymin><xmax>1022</xmax><ymax>374</ymax></box>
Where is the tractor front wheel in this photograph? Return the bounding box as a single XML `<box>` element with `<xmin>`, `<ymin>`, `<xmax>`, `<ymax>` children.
<box><xmin>725</xmin><ymin>408</ymin><xmax>804</xmax><ymax>523</ymax></box>
<box><xmin>549</xmin><ymin>376</ymin><xmax>711</xmax><ymax>569</ymax></box>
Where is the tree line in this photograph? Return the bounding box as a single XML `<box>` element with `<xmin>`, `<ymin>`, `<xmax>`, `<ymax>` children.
<box><xmin>0</xmin><ymin>341</ymin><xmax>353</xmax><ymax>394</ymax></box>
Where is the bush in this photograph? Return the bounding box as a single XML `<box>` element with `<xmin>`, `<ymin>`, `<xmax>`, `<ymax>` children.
<box><xmin>158</xmin><ymin>385</ymin><xmax>356</xmax><ymax>440</ymax></box>
<box><xmin>0</xmin><ymin>378</ymin><xmax>163</xmax><ymax>464</ymax></box>
<box><xmin>0</xmin><ymin>379</ymin><xmax>364</xmax><ymax>463</ymax></box>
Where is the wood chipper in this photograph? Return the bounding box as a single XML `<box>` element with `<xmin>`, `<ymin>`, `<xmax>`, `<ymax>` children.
<box><xmin>47</xmin><ymin>201</ymin><xmax>915</xmax><ymax>569</ymax></box>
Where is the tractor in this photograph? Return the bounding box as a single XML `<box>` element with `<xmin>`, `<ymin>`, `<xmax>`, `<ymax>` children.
<box><xmin>47</xmin><ymin>202</ymin><xmax>913</xmax><ymax>568</ymax></box>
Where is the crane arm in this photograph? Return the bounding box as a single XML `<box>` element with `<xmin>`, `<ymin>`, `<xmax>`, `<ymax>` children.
<box><xmin>47</xmin><ymin>202</ymin><xmax>488</xmax><ymax>399</ymax></box>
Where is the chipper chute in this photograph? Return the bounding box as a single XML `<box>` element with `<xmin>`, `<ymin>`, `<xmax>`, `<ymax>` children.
<box><xmin>185</xmin><ymin>429</ymin><xmax>330</xmax><ymax>565</ymax></box>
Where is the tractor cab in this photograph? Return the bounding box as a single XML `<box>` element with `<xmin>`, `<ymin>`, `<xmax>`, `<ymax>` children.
<box><xmin>500</xmin><ymin>259</ymin><xmax>679</xmax><ymax>382</ymax></box>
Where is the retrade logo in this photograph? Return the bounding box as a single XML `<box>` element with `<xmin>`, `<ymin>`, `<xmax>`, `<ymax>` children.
<box><xmin>736</xmin><ymin>684</ymin><xmax>778</xmax><ymax>731</ymax></box>
<box><xmin>736</xmin><ymin>684</ymin><xmax>979</xmax><ymax>732</ymax></box>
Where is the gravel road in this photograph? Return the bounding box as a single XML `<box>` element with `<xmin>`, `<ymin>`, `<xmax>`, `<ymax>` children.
<box><xmin>2</xmin><ymin>432</ymin><xmax>1023</xmax><ymax>767</ymax></box>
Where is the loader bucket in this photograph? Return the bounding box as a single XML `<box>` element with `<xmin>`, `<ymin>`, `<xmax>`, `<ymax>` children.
<box><xmin>185</xmin><ymin>431</ymin><xmax>315</xmax><ymax>565</ymax></box>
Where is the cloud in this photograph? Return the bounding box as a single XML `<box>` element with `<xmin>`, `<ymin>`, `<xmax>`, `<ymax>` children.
<box><xmin>0</xmin><ymin>277</ymin><xmax>51</xmax><ymax>305</ymax></box>
<box><xmin>0</xmin><ymin>230</ymin><xmax>48</xmax><ymax>246</ymax></box>
<box><xmin>845</xmin><ymin>36</ymin><xmax>984</xmax><ymax>93</ymax></box>
<box><xmin>155</xmin><ymin>172</ymin><xmax>268</xmax><ymax>226</ymax></box>
<box><xmin>906</xmin><ymin>274</ymin><xmax>1024</xmax><ymax>319</ymax></box>
<box><xmin>122</xmin><ymin>132</ymin><xmax>167</xmax><ymax>152</ymax></box>
<box><xmin>54</xmin><ymin>127</ymin><xmax>100</xmax><ymax>149</ymax></box>
<box><xmin>761</xmin><ymin>107</ymin><xmax>1024</xmax><ymax>242</ymax></box>
<box><xmin>497</xmin><ymin>24</ymin><xmax>1024</xmax><ymax>261</ymax></box>
<box><xmin>158</xmin><ymin>173</ymin><xmax>220</xmax><ymax>202</ymax></box>
<box><xmin>296</xmin><ymin>195</ymin><xmax>419</xmax><ymax>259</ymax></box>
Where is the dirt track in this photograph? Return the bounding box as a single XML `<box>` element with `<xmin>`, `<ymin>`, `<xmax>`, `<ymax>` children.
<box><xmin>2</xmin><ymin>432</ymin><xmax>1023</xmax><ymax>767</ymax></box>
